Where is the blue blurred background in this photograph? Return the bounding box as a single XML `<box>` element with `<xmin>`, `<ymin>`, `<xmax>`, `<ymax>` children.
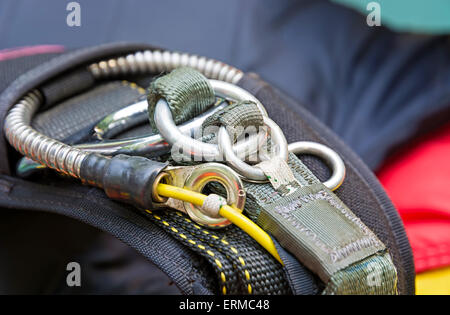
<box><xmin>1</xmin><ymin>0</ymin><xmax>449</xmax><ymax>169</ymax></box>
<box><xmin>1</xmin><ymin>0</ymin><xmax>449</xmax><ymax>50</ymax></box>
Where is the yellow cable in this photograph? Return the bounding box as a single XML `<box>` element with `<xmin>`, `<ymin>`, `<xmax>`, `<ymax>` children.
<box><xmin>156</xmin><ymin>183</ymin><xmax>283</xmax><ymax>265</ymax></box>
<box><xmin>157</xmin><ymin>183</ymin><xmax>207</xmax><ymax>205</ymax></box>
<box><xmin>219</xmin><ymin>205</ymin><xmax>282</xmax><ymax>264</ymax></box>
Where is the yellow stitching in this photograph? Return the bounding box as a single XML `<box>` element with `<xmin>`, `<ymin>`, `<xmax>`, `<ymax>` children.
<box><xmin>181</xmin><ymin>215</ymin><xmax>252</xmax><ymax>294</ymax></box>
<box><xmin>151</xmin><ymin>211</ymin><xmax>251</xmax><ymax>294</ymax></box>
<box><xmin>149</xmin><ymin>212</ymin><xmax>228</xmax><ymax>295</ymax></box>
<box><xmin>184</xmin><ymin>220</ymin><xmax>254</xmax><ymax>295</ymax></box>
<box><xmin>184</xmin><ymin>229</ymin><xmax>226</xmax><ymax>257</ymax></box>
<box><xmin>120</xmin><ymin>192</ymin><xmax>130</xmax><ymax>198</ymax></box>
<box><xmin>121</xmin><ymin>80</ymin><xmax>146</xmax><ymax>94</ymax></box>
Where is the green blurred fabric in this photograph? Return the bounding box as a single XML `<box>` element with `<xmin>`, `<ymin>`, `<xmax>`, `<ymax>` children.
<box><xmin>333</xmin><ymin>0</ymin><xmax>450</xmax><ymax>34</ymax></box>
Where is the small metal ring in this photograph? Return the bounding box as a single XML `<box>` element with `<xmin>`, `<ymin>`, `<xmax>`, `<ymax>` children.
<box><xmin>217</xmin><ymin>116</ymin><xmax>289</xmax><ymax>182</ymax></box>
<box><xmin>152</xmin><ymin>172</ymin><xmax>172</xmax><ymax>203</ymax></box>
<box><xmin>155</xmin><ymin>80</ymin><xmax>268</xmax><ymax>162</ymax></box>
<box><xmin>183</xmin><ymin>163</ymin><xmax>246</xmax><ymax>228</ymax></box>
<box><xmin>288</xmin><ymin>141</ymin><xmax>346</xmax><ymax>191</ymax></box>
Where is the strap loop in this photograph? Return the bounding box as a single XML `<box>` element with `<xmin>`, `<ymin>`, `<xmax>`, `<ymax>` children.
<box><xmin>147</xmin><ymin>67</ymin><xmax>215</xmax><ymax>131</ymax></box>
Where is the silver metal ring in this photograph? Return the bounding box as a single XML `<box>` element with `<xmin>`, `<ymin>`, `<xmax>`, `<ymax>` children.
<box><xmin>218</xmin><ymin>116</ymin><xmax>289</xmax><ymax>182</ymax></box>
<box><xmin>288</xmin><ymin>141</ymin><xmax>346</xmax><ymax>191</ymax></box>
<box><xmin>183</xmin><ymin>163</ymin><xmax>246</xmax><ymax>228</ymax></box>
<box><xmin>93</xmin><ymin>97</ymin><xmax>149</xmax><ymax>140</ymax></box>
<box><xmin>155</xmin><ymin>80</ymin><xmax>268</xmax><ymax>162</ymax></box>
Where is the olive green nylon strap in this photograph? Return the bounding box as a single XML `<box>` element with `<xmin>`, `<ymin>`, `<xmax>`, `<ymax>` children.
<box><xmin>147</xmin><ymin>67</ymin><xmax>215</xmax><ymax>131</ymax></box>
<box><xmin>201</xmin><ymin>98</ymin><xmax>398</xmax><ymax>294</ymax></box>
<box><xmin>151</xmin><ymin>68</ymin><xmax>398</xmax><ymax>294</ymax></box>
<box><xmin>202</xmin><ymin>100</ymin><xmax>264</xmax><ymax>143</ymax></box>
<box><xmin>246</xmin><ymin>160</ymin><xmax>398</xmax><ymax>294</ymax></box>
<box><xmin>323</xmin><ymin>251</ymin><xmax>398</xmax><ymax>295</ymax></box>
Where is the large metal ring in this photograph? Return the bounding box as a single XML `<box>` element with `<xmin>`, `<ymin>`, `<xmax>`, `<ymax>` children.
<box><xmin>217</xmin><ymin>116</ymin><xmax>289</xmax><ymax>182</ymax></box>
<box><xmin>288</xmin><ymin>141</ymin><xmax>346</xmax><ymax>191</ymax></box>
<box><xmin>154</xmin><ymin>80</ymin><xmax>268</xmax><ymax>162</ymax></box>
<box><xmin>183</xmin><ymin>163</ymin><xmax>246</xmax><ymax>228</ymax></box>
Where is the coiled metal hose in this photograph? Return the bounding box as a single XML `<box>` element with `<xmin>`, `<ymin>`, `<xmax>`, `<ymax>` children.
<box><xmin>4</xmin><ymin>50</ymin><xmax>244</xmax><ymax>179</ymax></box>
<box><xmin>89</xmin><ymin>50</ymin><xmax>243</xmax><ymax>83</ymax></box>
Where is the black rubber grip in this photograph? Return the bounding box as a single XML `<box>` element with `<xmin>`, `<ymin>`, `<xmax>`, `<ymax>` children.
<box><xmin>80</xmin><ymin>154</ymin><xmax>168</xmax><ymax>210</ymax></box>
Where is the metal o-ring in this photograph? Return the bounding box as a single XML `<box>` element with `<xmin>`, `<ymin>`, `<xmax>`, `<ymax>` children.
<box><xmin>183</xmin><ymin>163</ymin><xmax>246</xmax><ymax>228</ymax></box>
<box><xmin>151</xmin><ymin>172</ymin><xmax>172</xmax><ymax>203</ymax></box>
<box><xmin>154</xmin><ymin>80</ymin><xmax>268</xmax><ymax>162</ymax></box>
<box><xmin>217</xmin><ymin>116</ymin><xmax>289</xmax><ymax>182</ymax></box>
<box><xmin>288</xmin><ymin>141</ymin><xmax>346</xmax><ymax>191</ymax></box>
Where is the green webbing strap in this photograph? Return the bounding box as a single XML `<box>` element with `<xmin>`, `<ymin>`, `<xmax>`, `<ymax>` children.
<box><xmin>202</xmin><ymin>101</ymin><xmax>398</xmax><ymax>295</ymax></box>
<box><xmin>202</xmin><ymin>100</ymin><xmax>264</xmax><ymax>143</ymax></box>
<box><xmin>245</xmin><ymin>159</ymin><xmax>398</xmax><ymax>294</ymax></box>
<box><xmin>153</xmin><ymin>68</ymin><xmax>398</xmax><ymax>294</ymax></box>
<box><xmin>323</xmin><ymin>252</ymin><xmax>398</xmax><ymax>294</ymax></box>
<box><xmin>147</xmin><ymin>67</ymin><xmax>215</xmax><ymax>131</ymax></box>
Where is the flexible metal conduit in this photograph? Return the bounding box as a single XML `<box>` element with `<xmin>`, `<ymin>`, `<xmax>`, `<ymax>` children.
<box><xmin>4</xmin><ymin>50</ymin><xmax>244</xmax><ymax>179</ymax></box>
<box><xmin>89</xmin><ymin>50</ymin><xmax>243</xmax><ymax>83</ymax></box>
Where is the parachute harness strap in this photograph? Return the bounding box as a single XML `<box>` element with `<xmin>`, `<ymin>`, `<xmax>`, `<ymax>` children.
<box><xmin>202</xmin><ymin>100</ymin><xmax>265</xmax><ymax>143</ymax></box>
<box><xmin>193</xmin><ymin>75</ymin><xmax>398</xmax><ymax>294</ymax></box>
<box><xmin>147</xmin><ymin>67</ymin><xmax>215</xmax><ymax>131</ymax></box>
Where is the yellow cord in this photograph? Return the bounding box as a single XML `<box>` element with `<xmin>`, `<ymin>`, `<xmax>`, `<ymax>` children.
<box><xmin>156</xmin><ymin>183</ymin><xmax>283</xmax><ymax>265</ymax></box>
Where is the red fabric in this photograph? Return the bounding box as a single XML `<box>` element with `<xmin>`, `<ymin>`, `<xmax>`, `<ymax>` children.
<box><xmin>0</xmin><ymin>45</ymin><xmax>64</xmax><ymax>61</ymax></box>
<box><xmin>377</xmin><ymin>123</ymin><xmax>450</xmax><ymax>273</ymax></box>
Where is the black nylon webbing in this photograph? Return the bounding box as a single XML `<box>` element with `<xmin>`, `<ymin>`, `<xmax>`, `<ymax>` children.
<box><xmin>0</xmin><ymin>174</ymin><xmax>214</xmax><ymax>294</ymax></box>
<box><xmin>146</xmin><ymin>209</ymin><xmax>293</xmax><ymax>295</ymax></box>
